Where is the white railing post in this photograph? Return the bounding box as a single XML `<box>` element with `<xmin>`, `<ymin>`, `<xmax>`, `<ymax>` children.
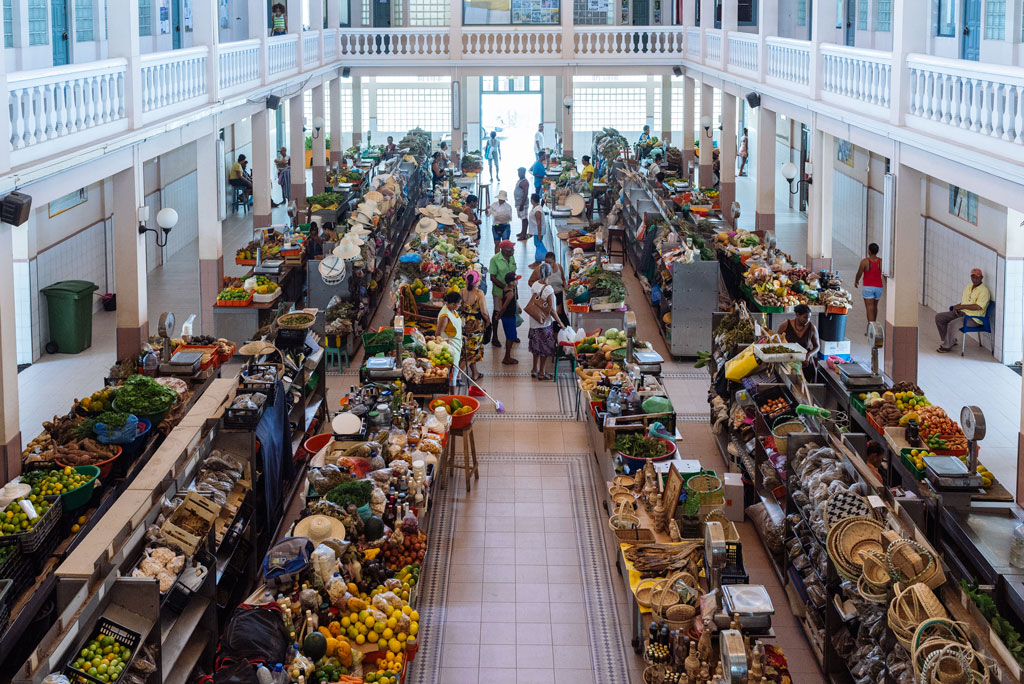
<box><xmin>720</xmin><ymin>0</ymin><xmax>736</xmax><ymax>70</ymax></box>
<box><xmin>194</xmin><ymin>0</ymin><xmax>219</xmax><ymax>103</ymax></box>
<box><xmin>109</xmin><ymin>0</ymin><xmax>144</xmax><ymax>128</ymax></box>
<box><xmin>699</xmin><ymin>0</ymin><xmax>713</xmax><ymax>62</ymax></box>
<box><xmin>309</xmin><ymin>0</ymin><xmax>324</xmax><ymax>68</ymax></box>
<box><xmin>808</xmin><ymin>0</ymin><xmax>836</xmax><ymax>100</ymax></box>
<box><xmin>450</xmin><ymin>0</ymin><xmax>463</xmax><ymax>59</ymax></box>
<box><xmin>0</xmin><ymin>43</ymin><xmax>9</xmax><ymax>172</ymax></box>
<box><xmin>562</xmin><ymin>2</ymin><xmax>574</xmax><ymax>60</ymax></box>
<box><xmin>890</xmin><ymin>0</ymin><xmax>927</xmax><ymax>125</ymax></box>
<box><xmin>757</xmin><ymin>0</ymin><xmax>778</xmax><ymax>83</ymax></box>
<box><xmin>247</xmin><ymin>0</ymin><xmax>270</xmax><ymax>83</ymax></box>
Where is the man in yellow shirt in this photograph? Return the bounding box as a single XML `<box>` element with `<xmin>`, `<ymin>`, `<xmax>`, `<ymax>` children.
<box><xmin>935</xmin><ymin>268</ymin><xmax>991</xmax><ymax>353</ymax></box>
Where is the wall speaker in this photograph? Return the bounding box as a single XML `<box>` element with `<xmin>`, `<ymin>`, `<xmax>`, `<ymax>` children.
<box><xmin>0</xmin><ymin>192</ymin><xmax>31</xmax><ymax>226</ymax></box>
<box><xmin>672</xmin><ymin>66</ymin><xmax>682</xmax><ymax>77</ymax></box>
<box><xmin>342</xmin><ymin>67</ymin><xmax>351</xmax><ymax>78</ymax></box>
<box><xmin>745</xmin><ymin>92</ymin><xmax>760</xmax><ymax>109</ymax></box>
<box><xmin>266</xmin><ymin>95</ymin><xmax>280</xmax><ymax>110</ymax></box>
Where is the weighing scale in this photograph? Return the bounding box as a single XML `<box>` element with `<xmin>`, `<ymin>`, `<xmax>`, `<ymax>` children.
<box><xmin>623</xmin><ymin>311</ymin><xmax>664</xmax><ymax>375</ymax></box>
<box><xmin>361</xmin><ymin>315</ymin><xmax>406</xmax><ymax>382</ymax></box>
<box><xmin>254</xmin><ymin>235</ymin><xmax>284</xmax><ymax>275</ymax></box>
<box><xmin>718</xmin><ymin>630</ymin><xmax>748</xmax><ymax>684</ymax></box>
<box><xmin>156</xmin><ymin>312</ymin><xmax>202</xmax><ymax>376</ymax></box>
<box><xmin>924</xmin><ymin>405</ymin><xmax>985</xmax><ymax>493</ymax></box>
<box><xmin>838</xmin><ymin>362</ymin><xmax>883</xmax><ymax>390</ymax></box>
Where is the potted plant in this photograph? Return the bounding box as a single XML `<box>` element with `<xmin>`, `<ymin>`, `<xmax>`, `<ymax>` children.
<box><xmin>678</xmin><ymin>490</ymin><xmax>703</xmax><ymax>538</ymax></box>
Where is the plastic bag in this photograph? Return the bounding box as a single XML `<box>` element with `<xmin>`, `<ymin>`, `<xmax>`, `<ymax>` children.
<box><xmin>311</xmin><ymin>543</ymin><xmax>338</xmax><ymax>584</ymax></box>
<box><xmin>641</xmin><ymin>396</ymin><xmax>673</xmax><ymax>415</ymax></box>
<box><xmin>724</xmin><ymin>345</ymin><xmax>758</xmax><ymax>381</ymax></box>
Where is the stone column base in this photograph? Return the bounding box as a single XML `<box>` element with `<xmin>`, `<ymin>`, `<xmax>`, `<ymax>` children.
<box><xmin>292</xmin><ymin>183</ymin><xmax>306</xmax><ymax>215</ymax></box>
<box><xmin>719</xmin><ymin>181</ymin><xmax>735</xmax><ymax>226</ymax></box>
<box><xmin>313</xmin><ymin>165</ymin><xmax>327</xmax><ymax>194</ymax></box>
<box><xmin>698</xmin><ymin>163</ymin><xmax>713</xmax><ymax>189</ymax></box>
<box><xmin>1</xmin><ymin>432</ymin><xmax>22</xmax><ymax>481</ymax></box>
<box><xmin>883</xmin><ymin>322</ymin><xmax>918</xmax><ymax>383</ymax></box>
<box><xmin>808</xmin><ymin>257</ymin><xmax>833</xmax><ymax>273</ymax></box>
<box><xmin>116</xmin><ymin>322</ymin><xmax>149</xmax><ymax>361</ymax></box>
<box><xmin>755</xmin><ymin>212</ymin><xmax>775</xmax><ymax>231</ymax></box>
<box><xmin>254</xmin><ymin>212</ymin><xmax>273</xmax><ymax>229</ymax></box>
<box><xmin>199</xmin><ymin>258</ymin><xmax>224</xmax><ymax>336</ymax></box>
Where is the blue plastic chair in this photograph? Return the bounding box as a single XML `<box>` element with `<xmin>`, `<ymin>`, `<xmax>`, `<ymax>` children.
<box><xmin>955</xmin><ymin>300</ymin><xmax>995</xmax><ymax>356</ymax></box>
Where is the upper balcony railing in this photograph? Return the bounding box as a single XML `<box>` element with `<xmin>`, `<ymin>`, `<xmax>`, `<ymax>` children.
<box><xmin>7</xmin><ymin>25</ymin><xmax>1024</xmax><ymax>172</ymax></box>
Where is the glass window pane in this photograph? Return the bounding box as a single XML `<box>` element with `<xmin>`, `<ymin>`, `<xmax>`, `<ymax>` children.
<box><xmin>76</xmin><ymin>0</ymin><xmax>94</xmax><ymax>41</ymax></box>
<box><xmin>376</xmin><ymin>87</ymin><xmax>451</xmax><ymax>134</ymax></box>
<box><xmin>858</xmin><ymin>0</ymin><xmax>867</xmax><ymax>30</ymax></box>
<box><xmin>875</xmin><ymin>0</ymin><xmax>891</xmax><ymax>31</ymax></box>
<box><xmin>949</xmin><ymin>185</ymin><xmax>978</xmax><ymax>225</ymax></box>
<box><xmin>139</xmin><ymin>0</ymin><xmax>152</xmax><ymax>36</ymax></box>
<box><xmin>28</xmin><ymin>0</ymin><xmax>47</xmax><ymax>45</ymax></box>
<box><xmin>985</xmin><ymin>0</ymin><xmax>1005</xmax><ymax>40</ymax></box>
<box><xmin>3</xmin><ymin>0</ymin><xmax>12</xmax><ymax>48</ymax></box>
<box><xmin>797</xmin><ymin>0</ymin><xmax>806</xmax><ymax>26</ymax></box>
<box><xmin>409</xmin><ymin>0</ymin><xmax>448</xmax><ymax>26</ymax></box>
<box><xmin>572</xmin><ymin>86</ymin><xmax>647</xmax><ymax>134</ymax></box>
<box><xmin>464</xmin><ymin>0</ymin><xmax>560</xmax><ymax>25</ymax></box>
<box><xmin>936</xmin><ymin>0</ymin><xmax>955</xmax><ymax>35</ymax></box>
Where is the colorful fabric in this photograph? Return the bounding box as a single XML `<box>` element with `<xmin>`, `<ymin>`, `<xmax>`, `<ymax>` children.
<box><xmin>528</xmin><ymin>325</ymin><xmax>555</xmax><ymax>357</ymax></box>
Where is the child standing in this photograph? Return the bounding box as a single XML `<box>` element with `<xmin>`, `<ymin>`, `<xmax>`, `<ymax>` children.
<box><xmin>498</xmin><ymin>272</ymin><xmax>521</xmax><ymax>365</ymax></box>
<box><xmin>271</xmin><ymin>4</ymin><xmax>287</xmax><ymax>35</ymax></box>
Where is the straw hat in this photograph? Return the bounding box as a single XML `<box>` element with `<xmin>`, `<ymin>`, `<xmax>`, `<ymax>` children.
<box><xmin>435</xmin><ymin>210</ymin><xmax>456</xmax><ymax>226</ymax></box>
<box><xmin>415</xmin><ymin>217</ymin><xmax>437</xmax><ymax>234</ymax></box>
<box><xmin>457</xmin><ymin>213</ymin><xmax>470</xmax><ymax>224</ymax></box>
<box><xmin>333</xmin><ymin>237</ymin><xmax>361</xmax><ymax>260</ymax></box>
<box><xmin>293</xmin><ymin>514</ymin><xmax>346</xmax><ymax>545</ymax></box>
<box><xmin>358</xmin><ymin>200</ymin><xmax>379</xmax><ymax>215</ymax></box>
<box><xmin>238</xmin><ymin>340</ymin><xmax>277</xmax><ymax>356</ymax></box>
<box><xmin>365</xmin><ymin>190</ymin><xmax>384</xmax><ymax>203</ymax></box>
<box><xmin>418</xmin><ymin>206</ymin><xmax>441</xmax><ymax>218</ymax></box>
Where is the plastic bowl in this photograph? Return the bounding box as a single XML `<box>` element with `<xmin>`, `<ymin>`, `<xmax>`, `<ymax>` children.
<box><xmin>435</xmin><ymin>394</ymin><xmax>480</xmax><ymax>430</ymax></box>
<box><xmin>59</xmin><ymin>465</ymin><xmax>101</xmax><ymax>511</ymax></box>
<box><xmin>58</xmin><ymin>445</ymin><xmax>123</xmax><ymax>480</ymax></box>
<box><xmin>303</xmin><ymin>433</ymin><xmax>333</xmax><ymax>457</ymax></box>
<box><xmin>617</xmin><ymin>437</ymin><xmax>677</xmax><ymax>474</ymax></box>
<box><xmin>119</xmin><ymin>417</ymin><xmax>153</xmax><ymax>461</ymax></box>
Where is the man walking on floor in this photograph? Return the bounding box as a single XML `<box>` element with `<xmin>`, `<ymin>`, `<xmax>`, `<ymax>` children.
<box><xmin>514</xmin><ymin>167</ymin><xmax>530</xmax><ymax>241</ymax></box>
<box><xmin>935</xmin><ymin>268</ymin><xmax>991</xmax><ymax>353</ymax></box>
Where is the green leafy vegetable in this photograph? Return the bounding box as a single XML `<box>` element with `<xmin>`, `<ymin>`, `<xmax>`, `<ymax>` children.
<box><xmin>112</xmin><ymin>375</ymin><xmax>176</xmax><ymax>415</ymax></box>
<box><xmin>614</xmin><ymin>433</ymin><xmax>668</xmax><ymax>460</ymax></box>
<box><xmin>962</xmin><ymin>578</ymin><xmax>1024</xmax><ymax>669</ymax></box>
<box><xmin>325</xmin><ymin>479</ymin><xmax>374</xmax><ymax>508</ymax></box>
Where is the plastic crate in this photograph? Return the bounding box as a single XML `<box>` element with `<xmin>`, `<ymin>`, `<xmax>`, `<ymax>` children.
<box><xmin>0</xmin><ymin>495</ymin><xmax>62</xmax><ymax>553</ymax></box>
<box><xmin>753</xmin><ymin>385</ymin><xmax>794</xmax><ymax>422</ymax></box>
<box><xmin>718</xmin><ymin>541</ymin><xmax>749</xmax><ymax>586</ymax></box>
<box><xmin>224</xmin><ymin>390</ymin><xmax>267</xmax><ymax>430</ymax></box>
<box><xmin>0</xmin><ymin>544</ymin><xmax>31</xmax><ymax>594</ymax></box>
<box><xmin>0</xmin><ymin>579</ymin><xmax>11</xmax><ymax>630</ymax></box>
<box><xmin>240</xmin><ymin>363</ymin><xmax>280</xmax><ymax>406</ymax></box>
<box><xmin>849</xmin><ymin>393</ymin><xmax>867</xmax><ymax>416</ymax></box>
<box><xmin>899</xmin><ymin>448</ymin><xmax>927</xmax><ymax>480</ymax></box>
<box><xmin>64</xmin><ymin>617</ymin><xmax>143</xmax><ymax>684</ymax></box>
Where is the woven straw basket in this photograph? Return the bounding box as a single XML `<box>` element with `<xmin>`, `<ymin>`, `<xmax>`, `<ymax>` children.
<box><xmin>887</xmin><ymin>582</ymin><xmax>947</xmax><ymax>650</ymax></box>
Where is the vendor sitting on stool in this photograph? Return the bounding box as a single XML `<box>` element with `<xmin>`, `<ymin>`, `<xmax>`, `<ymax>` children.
<box><xmin>777</xmin><ymin>304</ymin><xmax>819</xmax><ymax>372</ymax></box>
<box><xmin>229</xmin><ymin>155</ymin><xmax>253</xmax><ymax>204</ymax></box>
<box><xmin>935</xmin><ymin>268</ymin><xmax>991</xmax><ymax>353</ymax></box>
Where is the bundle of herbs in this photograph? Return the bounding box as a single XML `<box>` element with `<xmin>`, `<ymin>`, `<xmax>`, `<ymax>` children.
<box><xmin>614</xmin><ymin>433</ymin><xmax>668</xmax><ymax>460</ymax></box>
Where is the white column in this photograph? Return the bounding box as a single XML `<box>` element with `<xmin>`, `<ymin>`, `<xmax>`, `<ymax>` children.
<box><xmin>883</xmin><ymin>159</ymin><xmax>923</xmax><ymax>384</ymax></box>
<box><xmin>253</xmin><ymin>108</ymin><xmax>274</xmax><ymax>228</ymax></box>
<box><xmin>720</xmin><ymin>92</ymin><xmax>736</xmax><ymax>226</ymax></box>
<box><xmin>680</xmin><ymin>0</ymin><xmax>695</xmax><ymax>27</ymax></box>
<box><xmin>562</xmin><ymin>70</ymin><xmax>574</xmax><ymax>158</ymax></box>
<box><xmin>312</xmin><ymin>82</ymin><xmax>327</xmax><ymax>192</ymax></box>
<box><xmin>450</xmin><ymin>0</ymin><xmax>463</xmax><ymax>58</ymax></box>
<box><xmin>193</xmin><ymin>0</ymin><xmax>219</xmax><ymax>102</ymax></box>
<box><xmin>660</xmin><ymin>75</ymin><xmax>671</xmax><ymax>148</ymax></box>
<box><xmin>0</xmin><ymin>223</ymin><xmax>20</xmax><ymax>479</ymax></box>
<box><xmin>562</xmin><ymin>0</ymin><xmax>575</xmax><ymax>59</ymax></box>
<box><xmin>290</xmin><ymin>0</ymin><xmax>304</xmax><ymax>70</ymax></box>
<box><xmin>720</xmin><ymin>0</ymin><xmax>737</xmax><ymax>66</ymax></box>
<box><xmin>0</xmin><ymin>29</ymin><xmax>8</xmax><ymax>174</ymax></box>
<box><xmin>329</xmin><ymin>77</ymin><xmax>342</xmax><ymax>163</ymax></box>
<box><xmin>889</xmin><ymin>0</ymin><xmax>927</xmax><ymax>125</ymax></box>
<box><xmin>310</xmin><ymin>0</ymin><xmax>324</xmax><ymax>62</ymax></box>
<box><xmin>113</xmin><ymin>151</ymin><xmax>148</xmax><ymax>359</ymax></box>
<box><xmin>328</xmin><ymin>0</ymin><xmax>341</xmax><ymax>28</ymax></box>
<box><xmin>290</xmin><ymin>94</ymin><xmax>307</xmax><ymax>215</ymax></box>
<box><xmin>108</xmin><ymin>0</ymin><xmax>143</xmax><ymax>128</ymax></box>
<box><xmin>755</xmin><ymin>105</ymin><xmax>776</xmax><ymax>230</ymax></box>
<box><xmin>809</xmin><ymin>0</ymin><xmax>837</xmax><ymax>98</ymax></box>
<box><xmin>698</xmin><ymin>81</ymin><xmax>713</xmax><ymax>187</ymax></box>
<box><xmin>352</xmin><ymin>76</ymin><xmax>363</xmax><ymax>146</ymax></box>
<box><xmin>197</xmin><ymin>132</ymin><xmax>223</xmax><ymax>336</ymax></box>
<box><xmin>699</xmin><ymin>0</ymin><xmax>714</xmax><ymax>59</ymax></box>
<box><xmin>683</xmin><ymin>76</ymin><xmax>695</xmax><ymax>179</ymax></box>
<box><xmin>248</xmin><ymin>0</ymin><xmax>269</xmax><ymax>81</ymax></box>
<box><xmin>806</xmin><ymin>127</ymin><xmax>834</xmax><ymax>269</ymax></box>
<box><xmin>757</xmin><ymin>0</ymin><xmax>778</xmax><ymax>81</ymax></box>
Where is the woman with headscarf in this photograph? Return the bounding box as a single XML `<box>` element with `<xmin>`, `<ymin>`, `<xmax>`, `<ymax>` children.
<box><xmin>460</xmin><ymin>270</ymin><xmax>490</xmax><ymax>381</ymax></box>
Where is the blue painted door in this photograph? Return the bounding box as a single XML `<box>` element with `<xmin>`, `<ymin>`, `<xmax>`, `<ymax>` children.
<box><xmin>172</xmin><ymin>0</ymin><xmax>181</xmax><ymax>49</ymax></box>
<box><xmin>51</xmin><ymin>0</ymin><xmax>69</xmax><ymax>66</ymax></box>
<box><xmin>961</xmin><ymin>0</ymin><xmax>981</xmax><ymax>61</ymax></box>
<box><xmin>844</xmin><ymin>0</ymin><xmax>856</xmax><ymax>46</ymax></box>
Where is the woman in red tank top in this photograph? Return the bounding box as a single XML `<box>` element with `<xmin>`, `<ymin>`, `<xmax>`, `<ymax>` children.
<box><xmin>854</xmin><ymin>242</ymin><xmax>885</xmax><ymax>332</ymax></box>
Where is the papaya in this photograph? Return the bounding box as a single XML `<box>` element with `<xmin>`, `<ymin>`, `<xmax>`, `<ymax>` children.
<box><xmin>429</xmin><ymin>399</ymin><xmax>446</xmax><ymax>411</ymax></box>
<box><xmin>451</xmin><ymin>397</ymin><xmax>463</xmax><ymax>410</ymax></box>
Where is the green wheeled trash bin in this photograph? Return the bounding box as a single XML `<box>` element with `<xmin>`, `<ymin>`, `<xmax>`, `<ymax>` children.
<box><xmin>40</xmin><ymin>280</ymin><xmax>99</xmax><ymax>354</ymax></box>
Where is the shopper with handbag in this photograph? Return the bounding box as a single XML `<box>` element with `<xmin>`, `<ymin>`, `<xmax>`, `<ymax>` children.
<box><xmin>526</xmin><ymin>278</ymin><xmax>556</xmax><ymax>380</ymax></box>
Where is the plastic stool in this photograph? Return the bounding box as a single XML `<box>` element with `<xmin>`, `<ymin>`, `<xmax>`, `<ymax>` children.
<box><xmin>231</xmin><ymin>186</ymin><xmax>248</xmax><ymax>215</ymax></box>
<box><xmin>552</xmin><ymin>347</ymin><xmax>576</xmax><ymax>383</ymax></box>
<box><xmin>442</xmin><ymin>424</ymin><xmax>479</xmax><ymax>492</ymax></box>
<box><xmin>325</xmin><ymin>345</ymin><xmax>348</xmax><ymax>371</ymax></box>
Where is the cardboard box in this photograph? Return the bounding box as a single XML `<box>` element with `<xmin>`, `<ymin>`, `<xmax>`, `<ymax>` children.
<box><xmin>721</xmin><ymin>472</ymin><xmax>745</xmax><ymax>522</ymax></box>
<box><xmin>819</xmin><ymin>340</ymin><xmax>851</xmax><ymax>358</ymax></box>
<box><xmin>161</xmin><ymin>491</ymin><xmax>221</xmax><ymax>555</ymax></box>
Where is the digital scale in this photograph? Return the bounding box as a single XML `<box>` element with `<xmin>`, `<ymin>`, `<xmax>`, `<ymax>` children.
<box><xmin>623</xmin><ymin>311</ymin><xmax>664</xmax><ymax>375</ymax></box>
<box><xmin>838</xmin><ymin>362</ymin><xmax>884</xmax><ymax>389</ymax></box>
<box><xmin>156</xmin><ymin>312</ymin><xmax>202</xmax><ymax>376</ymax></box>
<box><xmin>254</xmin><ymin>259</ymin><xmax>283</xmax><ymax>275</ymax></box>
<box><xmin>924</xmin><ymin>406</ymin><xmax>985</xmax><ymax>493</ymax></box>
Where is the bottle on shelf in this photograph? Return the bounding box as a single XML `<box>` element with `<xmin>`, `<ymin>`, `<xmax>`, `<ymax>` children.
<box><xmin>606</xmin><ymin>383</ymin><xmax>623</xmax><ymax>417</ymax></box>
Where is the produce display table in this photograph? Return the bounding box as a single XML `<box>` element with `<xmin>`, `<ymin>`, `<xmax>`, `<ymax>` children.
<box><xmin>212</xmin><ymin>299</ymin><xmax>279</xmax><ymax>346</ymax></box>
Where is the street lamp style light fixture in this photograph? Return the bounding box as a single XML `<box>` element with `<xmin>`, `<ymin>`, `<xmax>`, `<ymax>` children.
<box><xmin>312</xmin><ymin>116</ymin><xmax>324</xmax><ymax>140</ymax></box>
<box><xmin>138</xmin><ymin>206</ymin><xmax>178</xmax><ymax>248</ymax></box>
<box><xmin>780</xmin><ymin>161</ymin><xmax>813</xmax><ymax>194</ymax></box>
<box><xmin>562</xmin><ymin>96</ymin><xmax>574</xmax><ymax>111</ymax></box>
<box><xmin>700</xmin><ymin>115</ymin><xmax>713</xmax><ymax>138</ymax></box>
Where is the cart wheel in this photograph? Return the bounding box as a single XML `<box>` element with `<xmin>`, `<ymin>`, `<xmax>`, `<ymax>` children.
<box><xmin>45</xmin><ymin>341</ymin><xmax>58</xmax><ymax>354</ymax></box>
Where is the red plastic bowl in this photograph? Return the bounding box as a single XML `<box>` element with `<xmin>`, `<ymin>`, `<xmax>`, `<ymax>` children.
<box><xmin>435</xmin><ymin>394</ymin><xmax>480</xmax><ymax>430</ymax></box>
<box><xmin>58</xmin><ymin>445</ymin><xmax>123</xmax><ymax>480</ymax></box>
<box><xmin>304</xmin><ymin>432</ymin><xmax>333</xmax><ymax>456</ymax></box>
<box><xmin>617</xmin><ymin>437</ymin><xmax>677</xmax><ymax>473</ymax></box>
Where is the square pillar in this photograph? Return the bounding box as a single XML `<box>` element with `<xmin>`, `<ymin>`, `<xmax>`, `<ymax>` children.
<box><xmin>290</xmin><ymin>94</ymin><xmax>307</xmax><ymax>215</ymax></box>
<box><xmin>806</xmin><ymin>128</ymin><xmax>833</xmax><ymax>270</ymax></box>
<box><xmin>0</xmin><ymin>225</ymin><xmax>20</xmax><ymax>479</ymax></box>
<box><xmin>114</xmin><ymin>154</ymin><xmax>149</xmax><ymax>360</ymax></box>
<box><xmin>890</xmin><ymin>0</ymin><xmax>928</xmax><ymax>125</ymax></box>
<box><xmin>698</xmin><ymin>81</ymin><xmax>714</xmax><ymax>188</ymax></box>
<box><xmin>682</xmin><ymin>76</ymin><xmax>695</xmax><ymax>178</ymax></box>
<box><xmin>193</xmin><ymin>0</ymin><xmax>219</xmax><ymax>103</ymax></box>
<box><xmin>108</xmin><ymin>0</ymin><xmax>143</xmax><ymax>128</ymax></box>
<box><xmin>312</xmin><ymin>83</ymin><xmax>327</xmax><ymax>193</ymax></box>
<box><xmin>660</xmin><ymin>75</ymin><xmax>671</xmax><ymax>148</ymax></box>
<box><xmin>809</xmin><ymin>0</ymin><xmax>837</xmax><ymax>97</ymax></box>
<box><xmin>449</xmin><ymin>0</ymin><xmax>463</xmax><ymax>58</ymax></box>
<box><xmin>253</xmin><ymin>108</ymin><xmax>274</xmax><ymax>228</ymax></box>
<box><xmin>562</xmin><ymin>70</ymin><xmax>574</xmax><ymax>158</ymax></box>
<box><xmin>197</xmin><ymin>132</ymin><xmax>224</xmax><ymax>335</ymax></box>
<box><xmin>719</xmin><ymin>92</ymin><xmax>736</xmax><ymax>226</ymax></box>
<box><xmin>755</xmin><ymin>106</ymin><xmax>776</xmax><ymax>230</ymax></box>
<box><xmin>329</xmin><ymin>77</ymin><xmax>343</xmax><ymax>163</ymax></box>
<box><xmin>352</xmin><ymin>76</ymin><xmax>363</xmax><ymax>147</ymax></box>
<box><xmin>883</xmin><ymin>162</ymin><xmax>923</xmax><ymax>384</ymax></box>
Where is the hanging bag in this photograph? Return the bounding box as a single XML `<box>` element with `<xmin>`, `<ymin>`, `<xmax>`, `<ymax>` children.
<box><xmin>524</xmin><ymin>284</ymin><xmax>553</xmax><ymax>324</ymax></box>
<box><xmin>217</xmin><ymin>603</ymin><xmax>290</xmax><ymax>667</ymax></box>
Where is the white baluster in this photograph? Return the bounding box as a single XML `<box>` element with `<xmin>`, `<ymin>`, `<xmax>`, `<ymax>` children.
<box><xmin>1014</xmin><ymin>85</ymin><xmax>1024</xmax><ymax>144</ymax></box>
<box><xmin>968</xmin><ymin>78</ymin><xmax>981</xmax><ymax>131</ymax></box>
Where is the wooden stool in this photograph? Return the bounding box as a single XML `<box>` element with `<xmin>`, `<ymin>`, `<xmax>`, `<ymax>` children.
<box><xmin>442</xmin><ymin>424</ymin><xmax>479</xmax><ymax>492</ymax></box>
<box><xmin>606</xmin><ymin>225</ymin><xmax>626</xmax><ymax>263</ymax></box>
<box><xmin>479</xmin><ymin>182</ymin><xmax>491</xmax><ymax>207</ymax></box>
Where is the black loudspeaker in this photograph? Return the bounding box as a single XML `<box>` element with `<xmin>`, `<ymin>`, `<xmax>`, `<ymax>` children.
<box><xmin>745</xmin><ymin>92</ymin><xmax>760</xmax><ymax>109</ymax></box>
<box><xmin>672</xmin><ymin>66</ymin><xmax>682</xmax><ymax>77</ymax></box>
<box><xmin>266</xmin><ymin>95</ymin><xmax>280</xmax><ymax>110</ymax></box>
<box><xmin>342</xmin><ymin>67</ymin><xmax>351</xmax><ymax>77</ymax></box>
<box><xmin>0</xmin><ymin>192</ymin><xmax>31</xmax><ymax>226</ymax></box>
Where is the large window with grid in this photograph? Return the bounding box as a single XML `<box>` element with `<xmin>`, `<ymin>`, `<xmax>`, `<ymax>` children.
<box><xmin>797</xmin><ymin>0</ymin><xmax>806</xmax><ymax>26</ymax></box>
<box><xmin>857</xmin><ymin>0</ymin><xmax>867</xmax><ymax>29</ymax></box>
<box><xmin>28</xmin><ymin>0</ymin><xmax>47</xmax><ymax>45</ymax></box>
<box><xmin>139</xmin><ymin>0</ymin><xmax>152</xmax><ymax>35</ymax></box>
<box><xmin>481</xmin><ymin>76</ymin><xmax>542</xmax><ymax>93</ymax></box>
<box><xmin>76</xmin><ymin>0</ymin><xmax>94</xmax><ymax>41</ymax></box>
<box><xmin>409</xmin><ymin>0</ymin><xmax>448</xmax><ymax>26</ymax></box>
<box><xmin>875</xmin><ymin>0</ymin><xmax>891</xmax><ymax>31</ymax></box>
<box><xmin>3</xmin><ymin>0</ymin><xmax>12</xmax><ymax>47</ymax></box>
<box><xmin>572</xmin><ymin>87</ymin><xmax>647</xmax><ymax>132</ymax></box>
<box><xmin>949</xmin><ymin>186</ymin><xmax>978</xmax><ymax>225</ymax></box>
<box><xmin>985</xmin><ymin>0</ymin><xmax>1005</xmax><ymax>39</ymax></box>
<box><xmin>376</xmin><ymin>88</ymin><xmax>451</xmax><ymax>134</ymax></box>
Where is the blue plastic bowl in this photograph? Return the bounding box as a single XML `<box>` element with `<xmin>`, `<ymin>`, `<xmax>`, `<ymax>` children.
<box><xmin>119</xmin><ymin>417</ymin><xmax>153</xmax><ymax>461</ymax></box>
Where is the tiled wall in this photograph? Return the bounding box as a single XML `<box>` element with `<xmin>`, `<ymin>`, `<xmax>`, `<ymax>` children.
<box><xmin>14</xmin><ymin>261</ymin><xmax>31</xmax><ymax>365</ymax></box>
<box><xmin>866</xmin><ymin>188</ymin><xmax>883</xmax><ymax>253</ymax></box>
<box><xmin>145</xmin><ymin>191</ymin><xmax>162</xmax><ymax>272</ymax></box>
<box><xmin>35</xmin><ymin>221</ymin><xmax>111</xmax><ymax>359</ymax></box>
<box><xmin>1001</xmin><ymin>258</ymin><xmax>1023</xmax><ymax>364</ymax></box>
<box><xmin>922</xmin><ymin>218</ymin><xmax>1000</xmax><ymax>353</ymax></box>
<box><xmin>160</xmin><ymin>172</ymin><xmax>199</xmax><ymax>261</ymax></box>
<box><xmin>832</xmin><ymin>170</ymin><xmax>866</xmax><ymax>254</ymax></box>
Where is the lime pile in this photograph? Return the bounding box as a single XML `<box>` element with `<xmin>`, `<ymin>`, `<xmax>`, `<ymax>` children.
<box><xmin>1</xmin><ymin>498</ymin><xmax>52</xmax><ymax>535</ymax></box>
<box><xmin>70</xmin><ymin>635</ymin><xmax>132</xmax><ymax>683</ymax></box>
<box><xmin>21</xmin><ymin>467</ymin><xmax>91</xmax><ymax>497</ymax></box>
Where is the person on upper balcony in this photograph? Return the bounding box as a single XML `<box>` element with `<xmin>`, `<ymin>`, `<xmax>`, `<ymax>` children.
<box><xmin>271</xmin><ymin>3</ymin><xmax>287</xmax><ymax>35</ymax></box>
<box><xmin>935</xmin><ymin>268</ymin><xmax>991</xmax><ymax>353</ymax></box>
